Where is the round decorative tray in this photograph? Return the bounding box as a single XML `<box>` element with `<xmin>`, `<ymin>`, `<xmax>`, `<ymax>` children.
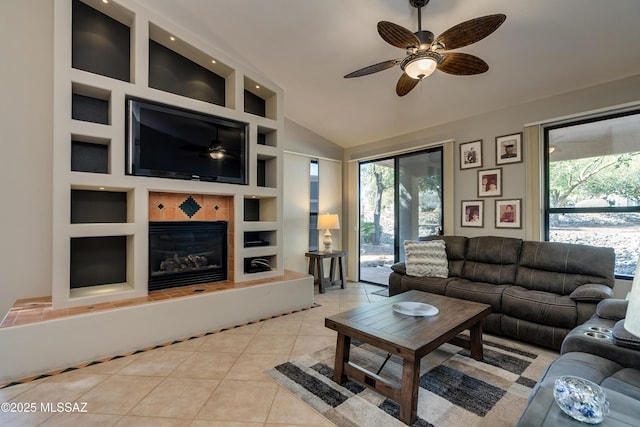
<box><xmin>553</xmin><ymin>375</ymin><xmax>609</xmax><ymax>424</ymax></box>
<box><xmin>392</xmin><ymin>302</ymin><xmax>439</xmax><ymax>317</ymax></box>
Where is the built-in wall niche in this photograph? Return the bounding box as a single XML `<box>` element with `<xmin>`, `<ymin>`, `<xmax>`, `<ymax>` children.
<box><xmin>72</xmin><ymin>0</ymin><xmax>133</xmax><ymax>82</ymax></box>
<box><xmin>244</xmin><ymin>255</ymin><xmax>277</xmax><ymax>274</ymax></box>
<box><xmin>257</xmin><ymin>126</ymin><xmax>277</xmax><ymax>147</ymax></box>
<box><xmin>71</xmin><ymin>188</ymin><xmax>131</xmax><ymax>223</ymax></box>
<box><xmin>72</xmin><ymin>82</ymin><xmax>111</xmax><ymax>125</ymax></box>
<box><xmin>244</xmin><ymin>77</ymin><xmax>277</xmax><ymax>120</ymax></box>
<box><xmin>257</xmin><ymin>154</ymin><xmax>278</xmax><ymax>188</ymax></box>
<box><xmin>70</xmin><ymin>235</ymin><xmax>128</xmax><ymax>288</ymax></box>
<box><xmin>244</xmin><ymin>230</ymin><xmax>276</xmax><ymax>248</ymax></box>
<box><xmin>71</xmin><ymin>134</ymin><xmax>110</xmax><ymax>174</ymax></box>
<box><xmin>244</xmin><ymin>196</ymin><xmax>277</xmax><ymax>222</ymax></box>
<box><xmin>148</xmin><ymin>23</ymin><xmax>235</xmax><ymax>108</ymax></box>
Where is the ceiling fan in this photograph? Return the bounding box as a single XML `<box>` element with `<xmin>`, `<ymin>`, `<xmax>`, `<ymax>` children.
<box><xmin>180</xmin><ymin>127</ymin><xmax>235</xmax><ymax>160</ymax></box>
<box><xmin>344</xmin><ymin>0</ymin><xmax>506</xmax><ymax>96</ymax></box>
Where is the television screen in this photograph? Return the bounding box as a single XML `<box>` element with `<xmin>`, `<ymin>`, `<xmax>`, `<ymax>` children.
<box><xmin>126</xmin><ymin>97</ymin><xmax>248</xmax><ymax>184</ymax></box>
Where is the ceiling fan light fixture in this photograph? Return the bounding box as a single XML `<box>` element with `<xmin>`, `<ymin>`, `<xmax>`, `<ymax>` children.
<box><xmin>401</xmin><ymin>51</ymin><xmax>440</xmax><ymax>80</ymax></box>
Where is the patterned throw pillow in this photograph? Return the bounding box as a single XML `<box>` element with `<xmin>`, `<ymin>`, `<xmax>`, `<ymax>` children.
<box><xmin>404</xmin><ymin>239</ymin><xmax>449</xmax><ymax>278</ymax></box>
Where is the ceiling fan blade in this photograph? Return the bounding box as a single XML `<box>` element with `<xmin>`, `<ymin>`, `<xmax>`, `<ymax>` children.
<box><xmin>344</xmin><ymin>59</ymin><xmax>402</xmax><ymax>78</ymax></box>
<box><xmin>396</xmin><ymin>73</ymin><xmax>420</xmax><ymax>96</ymax></box>
<box><xmin>378</xmin><ymin>21</ymin><xmax>421</xmax><ymax>49</ymax></box>
<box><xmin>437</xmin><ymin>52</ymin><xmax>489</xmax><ymax>75</ymax></box>
<box><xmin>434</xmin><ymin>14</ymin><xmax>506</xmax><ymax>50</ymax></box>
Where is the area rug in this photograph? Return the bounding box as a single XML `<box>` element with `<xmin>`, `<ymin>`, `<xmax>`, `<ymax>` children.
<box><xmin>267</xmin><ymin>335</ymin><xmax>558</xmax><ymax>427</ymax></box>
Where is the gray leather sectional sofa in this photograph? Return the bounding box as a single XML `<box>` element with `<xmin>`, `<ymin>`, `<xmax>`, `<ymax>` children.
<box><xmin>389</xmin><ymin>235</ymin><xmax>616</xmax><ymax>350</ymax></box>
<box><xmin>516</xmin><ymin>299</ymin><xmax>640</xmax><ymax>426</ymax></box>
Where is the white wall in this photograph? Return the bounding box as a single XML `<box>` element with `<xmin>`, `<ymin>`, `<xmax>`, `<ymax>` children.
<box><xmin>0</xmin><ymin>1</ymin><xmax>54</xmax><ymax>317</ymax></box>
<box><xmin>282</xmin><ymin>120</ymin><xmax>344</xmax><ymax>275</ymax></box>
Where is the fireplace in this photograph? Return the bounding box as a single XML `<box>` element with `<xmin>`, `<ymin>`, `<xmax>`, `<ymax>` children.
<box><xmin>148</xmin><ymin>221</ymin><xmax>227</xmax><ymax>291</ymax></box>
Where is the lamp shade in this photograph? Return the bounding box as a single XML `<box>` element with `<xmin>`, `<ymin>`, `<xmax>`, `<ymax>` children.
<box><xmin>624</xmin><ymin>255</ymin><xmax>640</xmax><ymax>336</ymax></box>
<box><xmin>317</xmin><ymin>213</ymin><xmax>340</xmax><ymax>230</ymax></box>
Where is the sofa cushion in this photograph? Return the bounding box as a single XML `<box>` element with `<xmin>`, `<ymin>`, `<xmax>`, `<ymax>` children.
<box><xmin>421</xmin><ymin>235</ymin><xmax>468</xmax><ymax>277</ymax></box>
<box><xmin>401</xmin><ymin>275</ymin><xmax>449</xmax><ymax>295</ymax></box>
<box><xmin>461</xmin><ymin>236</ymin><xmax>522</xmax><ymax>285</ymax></box>
<box><xmin>515</xmin><ymin>241</ymin><xmax>615</xmax><ymax>294</ymax></box>
<box><xmin>501</xmin><ymin>315</ymin><xmax>569</xmax><ymax>350</ymax></box>
<box><xmin>404</xmin><ymin>239</ymin><xmax>448</xmax><ymax>278</ymax></box>
<box><xmin>502</xmin><ymin>285</ymin><xmax>576</xmax><ymax>329</ymax></box>
<box><xmin>537</xmin><ymin>352</ymin><xmax>623</xmax><ymax>389</ymax></box>
<box><xmin>445</xmin><ymin>279</ymin><xmax>507</xmax><ymax>312</ymax></box>
<box><xmin>601</xmin><ymin>369</ymin><xmax>640</xmax><ymax>401</ymax></box>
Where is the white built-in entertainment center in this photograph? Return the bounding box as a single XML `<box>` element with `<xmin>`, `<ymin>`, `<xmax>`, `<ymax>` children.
<box><xmin>53</xmin><ymin>0</ymin><xmax>290</xmax><ymax>309</ymax></box>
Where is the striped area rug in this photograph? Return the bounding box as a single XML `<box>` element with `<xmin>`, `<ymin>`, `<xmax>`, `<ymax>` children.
<box><xmin>267</xmin><ymin>335</ymin><xmax>558</xmax><ymax>427</ymax></box>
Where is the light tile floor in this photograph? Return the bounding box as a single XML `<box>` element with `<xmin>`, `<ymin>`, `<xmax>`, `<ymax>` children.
<box><xmin>0</xmin><ymin>282</ymin><xmax>388</xmax><ymax>426</ymax></box>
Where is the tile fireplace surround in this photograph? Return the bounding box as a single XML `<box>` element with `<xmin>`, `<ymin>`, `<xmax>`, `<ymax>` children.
<box><xmin>148</xmin><ymin>191</ymin><xmax>235</xmax><ymax>282</ymax></box>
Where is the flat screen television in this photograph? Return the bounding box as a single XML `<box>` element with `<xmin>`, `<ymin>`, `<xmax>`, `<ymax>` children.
<box><xmin>126</xmin><ymin>96</ymin><xmax>248</xmax><ymax>184</ymax></box>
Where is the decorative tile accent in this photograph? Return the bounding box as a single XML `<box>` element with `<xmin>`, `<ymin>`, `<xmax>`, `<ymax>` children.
<box><xmin>214</xmin><ymin>205</ymin><xmax>219</xmax><ymax>210</ymax></box>
<box><xmin>157</xmin><ymin>203</ymin><xmax>164</xmax><ymax>210</ymax></box>
<box><xmin>179</xmin><ymin>196</ymin><xmax>201</xmax><ymax>218</ymax></box>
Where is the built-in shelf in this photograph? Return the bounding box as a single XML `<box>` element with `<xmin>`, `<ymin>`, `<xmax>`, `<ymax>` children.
<box><xmin>243</xmin><ymin>255</ymin><xmax>277</xmax><ymax>274</ymax></box>
<box><xmin>71</xmin><ymin>0</ymin><xmax>133</xmax><ymax>82</ymax></box>
<box><xmin>244</xmin><ymin>196</ymin><xmax>277</xmax><ymax>222</ymax></box>
<box><xmin>148</xmin><ymin>22</ymin><xmax>235</xmax><ymax>109</ymax></box>
<box><xmin>244</xmin><ymin>230</ymin><xmax>276</xmax><ymax>248</ymax></box>
<box><xmin>70</xmin><ymin>235</ymin><xmax>128</xmax><ymax>289</ymax></box>
<box><xmin>257</xmin><ymin>154</ymin><xmax>278</xmax><ymax>188</ymax></box>
<box><xmin>257</xmin><ymin>126</ymin><xmax>277</xmax><ymax>147</ymax></box>
<box><xmin>71</xmin><ymin>136</ymin><xmax>110</xmax><ymax>174</ymax></box>
<box><xmin>72</xmin><ymin>82</ymin><xmax>111</xmax><ymax>125</ymax></box>
<box><xmin>71</xmin><ymin>189</ymin><xmax>128</xmax><ymax>223</ymax></box>
<box><xmin>244</xmin><ymin>77</ymin><xmax>277</xmax><ymax>120</ymax></box>
<box><xmin>54</xmin><ymin>0</ymin><xmax>283</xmax><ymax>309</ymax></box>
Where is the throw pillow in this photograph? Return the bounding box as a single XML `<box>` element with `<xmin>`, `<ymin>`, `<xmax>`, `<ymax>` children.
<box><xmin>404</xmin><ymin>239</ymin><xmax>448</xmax><ymax>278</ymax></box>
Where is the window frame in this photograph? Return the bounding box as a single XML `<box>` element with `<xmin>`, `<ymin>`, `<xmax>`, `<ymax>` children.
<box><xmin>543</xmin><ymin>108</ymin><xmax>640</xmax><ymax>279</ymax></box>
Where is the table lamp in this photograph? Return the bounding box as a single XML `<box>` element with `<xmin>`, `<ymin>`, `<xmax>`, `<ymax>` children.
<box><xmin>624</xmin><ymin>254</ymin><xmax>640</xmax><ymax>337</ymax></box>
<box><xmin>317</xmin><ymin>213</ymin><xmax>340</xmax><ymax>251</ymax></box>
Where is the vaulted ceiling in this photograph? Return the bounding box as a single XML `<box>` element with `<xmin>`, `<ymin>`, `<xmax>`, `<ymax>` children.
<box><xmin>135</xmin><ymin>0</ymin><xmax>640</xmax><ymax>148</ymax></box>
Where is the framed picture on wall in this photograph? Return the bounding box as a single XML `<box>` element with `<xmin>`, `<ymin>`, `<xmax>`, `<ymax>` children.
<box><xmin>496</xmin><ymin>199</ymin><xmax>522</xmax><ymax>228</ymax></box>
<box><xmin>461</xmin><ymin>200</ymin><xmax>484</xmax><ymax>227</ymax></box>
<box><xmin>459</xmin><ymin>140</ymin><xmax>483</xmax><ymax>169</ymax></box>
<box><xmin>477</xmin><ymin>168</ymin><xmax>502</xmax><ymax>197</ymax></box>
<box><xmin>496</xmin><ymin>132</ymin><xmax>523</xmax><ymax>164</ymax></box>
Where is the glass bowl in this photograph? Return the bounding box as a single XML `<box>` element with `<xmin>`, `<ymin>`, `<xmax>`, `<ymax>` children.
<box><xmin>553</xmin><ymin>376</ymin><xmax>609</xmax><ymax>424</ymax></box>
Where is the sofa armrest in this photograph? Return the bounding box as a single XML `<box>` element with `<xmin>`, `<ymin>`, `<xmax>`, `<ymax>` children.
<box><xmin>391</xmin><ymin>262</ymin><xmax>406</xmax><ymax>275</ymax></box>
<box><xmin>569</xmin><ymin>283</ymin><xmax>613</xmax><ymax>302</ymax></box>
<box><xmin>597</xmin><ymin>299</ymin><xmax>629</xmax><ymax>321</ymax></box>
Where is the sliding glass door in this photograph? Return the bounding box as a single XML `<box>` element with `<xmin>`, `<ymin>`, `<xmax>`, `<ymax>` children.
<box><xmin>359</xmin><ymin>148</ymin><xmax>443</xmax><ymax>285</ymax></box>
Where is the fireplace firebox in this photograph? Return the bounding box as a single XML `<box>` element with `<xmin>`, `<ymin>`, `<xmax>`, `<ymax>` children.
<box><xmin>148</xmin><ymin>221</ymin><xmax>227</xmax><ymax>291</ymax></box>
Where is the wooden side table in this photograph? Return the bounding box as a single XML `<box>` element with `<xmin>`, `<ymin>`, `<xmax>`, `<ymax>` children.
<box><xmin>305</xmin><ymin>250</ymin><xmax>347</xmax><ymax>293</ymax></box>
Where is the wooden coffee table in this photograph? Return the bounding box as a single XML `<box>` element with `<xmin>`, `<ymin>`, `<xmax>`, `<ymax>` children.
<box><xmin>325</xmin><ymin>290</ymin><xmax>491</xmax><ymax>425</ymax></box>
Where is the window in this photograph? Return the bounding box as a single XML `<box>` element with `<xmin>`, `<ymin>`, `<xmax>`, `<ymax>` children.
<box><xmin>358</xmin><ymin>147</ymin><xmax>443</xmax><ymax>285</ymax></box>
<box><xmin>544</xmin><ymin>109</ymin><xmax>640</xmax><ymax>277</ymax></box>
<box><xmin>309</xmin><ymin>160</ymin><xmax>319</xmax><ymax>251</ymax></box>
